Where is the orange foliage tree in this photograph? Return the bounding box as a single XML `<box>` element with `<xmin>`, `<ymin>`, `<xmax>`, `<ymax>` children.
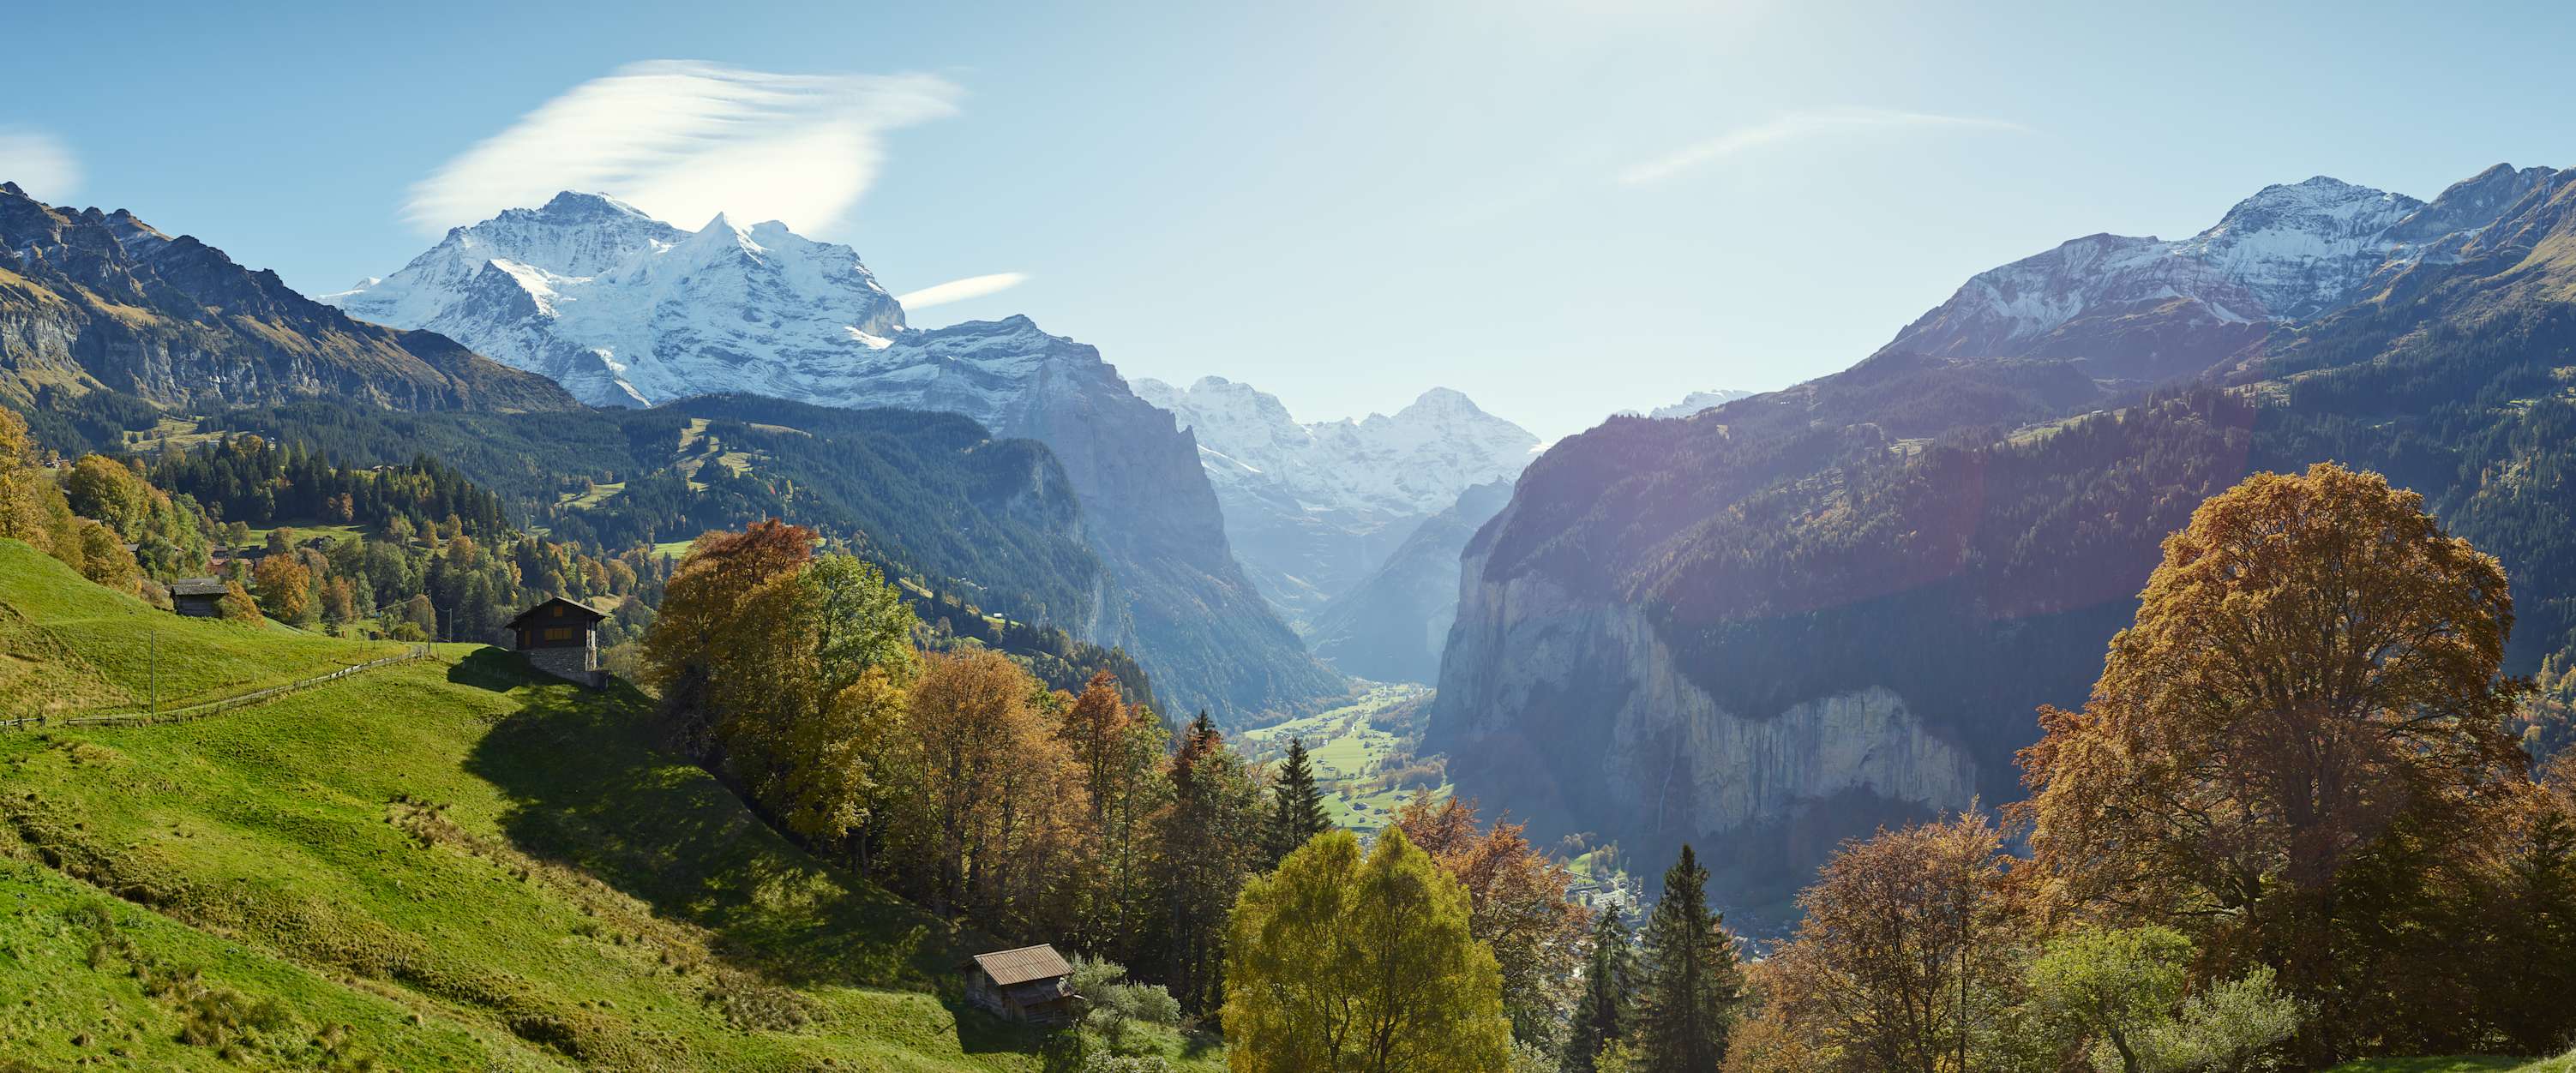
<box><xmin>2019</xmin><ymin>463</ymin><xmax>2532</xmax><ymax>1058</ymax></box>
<box><xmin>1392</xmin><ymin>794</ymin><xmax>1589</xmax><ymax>1047</ymax></box>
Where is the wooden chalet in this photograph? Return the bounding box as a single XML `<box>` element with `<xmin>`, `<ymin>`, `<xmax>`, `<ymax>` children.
<box><xmin>963</xmin><ymin>944</ymin><xmax>1079</xmax><ymax>1024</ymax></box>
<box><xmin>506</xmin><ymin>596</ymin><xmax>608</xmax><ymax>687</ymax></box>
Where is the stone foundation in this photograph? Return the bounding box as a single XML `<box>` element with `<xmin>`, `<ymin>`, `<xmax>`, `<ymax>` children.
<box><xmin>522</xmin><ymin>643</ymin><xmax>604</xmax><ymax>688</ymax></box>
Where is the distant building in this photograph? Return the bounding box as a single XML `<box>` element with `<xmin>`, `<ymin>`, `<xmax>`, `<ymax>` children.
<box><xmin>963</xmin><ymin>944</ymin><xmax>1079</xmax><ymax>1024</ymax></box>
<box><xmin>169</xmin><ymin>578</ymin><xmax>230</xmax><ymax>618</ymax></box>
<box><xmin>505</xmin><ymin>596</ymin><xmax>608</xmax><ymax>687</ymax></box>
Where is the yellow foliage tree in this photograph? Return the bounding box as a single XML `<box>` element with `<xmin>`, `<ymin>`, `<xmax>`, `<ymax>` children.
<box><xmin>1223</xmin><ymin>827</ymin><xmax>1511</xmax><ymax>1073</ymax></box>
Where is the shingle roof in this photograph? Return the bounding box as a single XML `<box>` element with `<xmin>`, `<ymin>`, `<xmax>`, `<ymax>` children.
<box><xmin>168</xmin><ymin>578</ymin><xmax>230</xmax><ymax>597</ymax></box>
<box><xmin>504</xmin><ymin>596</ymin><xmax>609</xmax><ymax>629</ymax></box>
<box><xmin>971</xmin><ymin>944</ymin><xmax>1072</xmax><ymax>986</ymax></box>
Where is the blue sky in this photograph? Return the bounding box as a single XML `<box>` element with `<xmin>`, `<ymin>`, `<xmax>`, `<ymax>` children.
<box><xmin>8</xmin><ymin>0</ymin><xmax>2573</xmax><ymax>439</ymax></box>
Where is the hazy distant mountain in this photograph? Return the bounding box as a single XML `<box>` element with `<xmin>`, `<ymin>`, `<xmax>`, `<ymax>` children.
<box><xmin>326</xmin><ymin>193</ymin><xmax>1341</xmax><ymax>722</ymax></box>
<box><xmin>1433</xmin><ymin>163</ymin><xmax>2576</xmax><ymax>929</ymax></box>
<box><xmin>1131</xmin><ymin>375</ymin><xmax>1537</xmax><ymax>631</ymax></box>
<box><xmin>1647</xmin><ymin>389</ymin><xmax>1756</xmax><ymax>419</ymax></box>
<box><xmin>1307</xmin><ymin>479</ymin><xmax>1515</xmax><ymax>684</ymax></box>
<box><xmin>0</xmin><ymin>182</ymin><xmax>571</xmax><ymax>413</ymax></box>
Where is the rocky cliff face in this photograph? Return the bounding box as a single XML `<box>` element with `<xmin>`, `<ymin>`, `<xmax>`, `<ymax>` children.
<box><xmin>325</xmin><ymin>194</ymin><xmax>1341</xmax><ymax>721</ymax></box>
<box><xmin>1436</xmin><ymin>539</ymin><xmax>1978</xmax><ymax>838</ymax></box>
<box><xmin>0</xmin><ymin>183</ymin><xmax>572</xmax><ymax>412</ymax></box>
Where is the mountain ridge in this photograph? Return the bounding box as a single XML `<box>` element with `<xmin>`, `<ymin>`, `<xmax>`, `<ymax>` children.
<box><xmin>0</xmin><ymin>183</ymin><xmax>574</xmax><ymax>413</ymax></box>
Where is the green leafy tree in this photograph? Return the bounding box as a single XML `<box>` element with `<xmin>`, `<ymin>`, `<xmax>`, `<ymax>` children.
<box><xmin>1223</xmin><ymin>828</ymin><xmax>1511</xmax><ymax>1073</ymax></box>
<box><xmin>1636</xmin><ymin>845</ymin><xmax>1742</xmax><ymax>1073</ymax></box>
<box><xmin>1565</xmin><ymin>904</ymin><xmax>1636</xmax><ymax>1072</ymax></box>
<box><xmin>2139</xmin><ymin>968</ymin><xmax>2302</xmax><ymax>1073</ymax></box>
<box><xmin>1263</xmin><ymin>737</ymin><xmax>1330</xmax><ymax>865</ymax></box>
<box><xmin>2027</xmin><ymin>926</ymin><xmax>2191</xmax><ymax>1073</ymax></box>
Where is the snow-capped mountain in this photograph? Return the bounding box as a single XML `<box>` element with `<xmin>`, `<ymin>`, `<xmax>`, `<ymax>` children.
<box><xmin>1131</xmin><ymin>376</ymin><xmax>1539</xmax><ymax>631</ymax></box>
<box><xmin>1886</xmin><ymin>165</ymin><xmax>2560</xmax><ymax>381</ymax></box>
<box><xmin>326</xmin><ymin>193</ymin><xmax>905</xmax><ymax>408</ymax></box>
<box><xmin>1647</xmin><ymin>389</ymin><xmax>1756</xmax><ymax>419</ymax></box>
<box><xmin>324</xmin><ymin>193</ymin><xmax>1343</xmax><ymax>722</ymax></box>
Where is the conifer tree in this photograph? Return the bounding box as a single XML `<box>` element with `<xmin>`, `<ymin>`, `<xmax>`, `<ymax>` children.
<box><xmin>1264</xmin><ymin>736</ymin><xmax>1331</xmax><ymax>866</ymax></box>
<box><xmin>1635</xmin><ymin>844</ymin><xmax>1741</xmax><ymax>1073</ymax></box>
<box><xmin>1564</xmin><ymin>902</ymin><xmax>1634</xmax><ymax>1073</ymax></box>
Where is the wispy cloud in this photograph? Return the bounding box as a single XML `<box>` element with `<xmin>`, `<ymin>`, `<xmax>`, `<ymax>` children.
<box><xmin>1618</xmin><ymin>107</ymin><xmax>2027</xmax><ymax>187</ymax></box>
<box><xmin>897</xmin><ymin>273</ymin><xmax>1029</xmax><ymax>310</ymax></box>
<box><xmin>405</xmin><ymin>61</ymin><xmax>958</xmax><ymax>236</ymax></box>
<box><xmin>0</xmin><ymin>129</ymin><xmax>80</xmax><ymax>201</ymax></box>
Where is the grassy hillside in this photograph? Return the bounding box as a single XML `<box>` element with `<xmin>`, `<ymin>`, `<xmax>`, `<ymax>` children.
<box><xmin>0</xmin><ymin>548</ymin><xmax>1220</xmax><ymax>1070</ymax></box>
<box><xmin>0</xmin><ymin>540</ymin><xmax>400</xmax><ymax>717</ymax></box>
<box><xmin>2330</xmin><ymin>1055</ymin><xmax>2576</xmax><ymax>1072</ymax></box>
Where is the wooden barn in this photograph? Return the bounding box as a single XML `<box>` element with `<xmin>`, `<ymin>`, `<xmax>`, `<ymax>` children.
<box><xmin>506</xmin><ymin>596</ymin><xmax>608</xmax><ymax>687</ymax></box>
<box><xmin>168</xmin><ymin>578</ymin><xmax>230</xmax><ymax>618</ymax></box>
<box><xmin>962</xmin><ymin>944</ymin><xmax>1079</xmax><ymax>1024</ymax></box>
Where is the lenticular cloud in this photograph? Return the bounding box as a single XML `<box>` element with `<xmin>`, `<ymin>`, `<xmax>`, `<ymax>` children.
<box><xmin>404</xmin><ymin>61</ymin><xmax>958</xmax><ymax>237</ymax></box>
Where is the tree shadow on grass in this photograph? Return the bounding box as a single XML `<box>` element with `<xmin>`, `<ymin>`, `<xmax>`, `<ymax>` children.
<box><xmin>459</xmin><ymin>675</ymin><xmax>975</xmax><ymax>997</ymax></box>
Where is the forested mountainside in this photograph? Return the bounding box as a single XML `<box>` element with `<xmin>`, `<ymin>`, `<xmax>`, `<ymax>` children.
<box><xmin>179</xmin><ymin>393</ymin><xmax>1111</xmax><ymax>638</ymax></box>
<box><xmin>1435</xmin><ymin>163</ymin><xmax>2576</xmax><ymax>927</ymax></box>
<box><xmin>0</xmin><ymin>183</ymin><xmax>572</xmax><ymax>414</ymax></box>
<box><xmin>326</xmin><ymin>195</ymin><xmax>1341</xmax><ymax>722</ymax></box>
<box><xmin>1308</xmin><ymin>479</ymin><xmax>1514</xmax><ymax>684</ymax></box>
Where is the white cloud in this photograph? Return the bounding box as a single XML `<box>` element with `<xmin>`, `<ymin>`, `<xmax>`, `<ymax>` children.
<box><xmin>1618</xmin><ymin>107</ymin><xmax>2027</xmax><ymax>186</ymax></box>
<box><xmin>0</xmin><ymin>129</ymin><xmax>80</xmax><ymax>201</ymax></box>
<box><xmin>897</xmin><ymin>272</ymin><xmax>1030</xmax><ymax>310</ymax></box>
<box><xmin>405</xmin><ymin>61</ymin><xmax>958</xmax><ymax>236</ymax></box>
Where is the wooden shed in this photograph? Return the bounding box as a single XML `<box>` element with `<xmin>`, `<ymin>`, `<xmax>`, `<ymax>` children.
<box><xmin>506</xmin><ymin>596</ymin><xmax>608</xmax><ymax>687</ymax></box>
<box><xmin>169</xmin><ymin>578</ymin><xmax>230</xmax><ymax>618</ymax></box>
<box><xmin>963</xmin><ymin>944</ymin><xmax>1079</xmax><ymax>1024</ymax></box>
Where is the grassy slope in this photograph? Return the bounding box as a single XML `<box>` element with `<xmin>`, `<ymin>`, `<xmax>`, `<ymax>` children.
<box><xmin>0</xmin><ymin>544</ymin><xmax>1219</xmax><ymax>1070</ymax></box>
<box><xmin>0</xmin><ymin>540</ymin><xmax>400</xmax><ymax>717</ymax></box>
<box><xmin>2332</xmin><ymin>1056</ymin><xmax>2576</xmax><ymax>1072</ymax></box>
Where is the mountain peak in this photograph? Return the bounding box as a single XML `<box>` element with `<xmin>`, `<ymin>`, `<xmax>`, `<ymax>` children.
<box><xmin>536</xmin><ymin>190</ymin><xmax>650</xmax><ymax>220</ymax></box>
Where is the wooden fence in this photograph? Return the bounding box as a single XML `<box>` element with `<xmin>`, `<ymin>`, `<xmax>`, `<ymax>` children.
<box><xmin>1</xmin><ymin>644</ymin><xmax>434</xmax><ymax>731</ymax></box>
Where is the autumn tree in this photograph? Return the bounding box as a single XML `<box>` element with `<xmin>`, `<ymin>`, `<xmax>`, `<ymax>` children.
<box><xmin>64</xmin><ymin>454</ymin><xmax>150</xmax><ymax>537</ymax></box>
<box><xmin>2019</xmin><ymin>464</ymin><xmax>2530</xmax><ymax>1057</ymax></box>
<box><xmin>1150</xmin><ymin>711</ymin><xmax>1266</xmax><ymax>1012</ymax></box>
<box><xmin>1263</xmin><ymin>738</ymin><xmax>1330</xmax><ymax>866</ymax></box>
<box><xmin>645</xmin><ymin>525</ymin><xmax>928</xmax><ymax>888</ymax></box>
<box><xmin>1223</xmin><ymin>828</ymin><xmax>1512</xmax><ymax>1073</ymax></box>
<box><xmin>1054</xmin><ymin>671</ymin><xmax>1173</xmax><ymax>961</ymax></box>
<box><xmin>1633</xmin><ymin>844</ymin><xmax>1743</xmax><ymax>1073</ymax></box>
<box><xmin>1565</xmin><ymin>902</ymin><xmax>1636</xmax><ymax>1073</ymax></box>
<box><xmin>1396</xmin><ymin>794</ymin><xmax>1590</xmax><ymax>1049</ymax></box>
<box><xmin>75</xmin><ymin>521</ymin><xmax>141</xmax><ymax>593</ymax></box>
<box><xmin>217</xmin><ymin>579</ymin><xmax>262</xmax><ymax>624</ymax></box>
<box><xmin>0</xmin><ymin>408</ymin><xmax>82</xmax><ymax>569</ymax></box>
<box><xmin>1747</xmin><ymin>812</ymin><xmax>2017</xmax><ymax>1073</ymax></box>
<box><xmin>888</xmin><ymin>648</ymin><xmax>1089</xmax><ymax>934</ymax></box>
<box><xmin>252</xmin><ymin>554</ymin><xmax>313</xmax><ymax>622</ymax></box>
